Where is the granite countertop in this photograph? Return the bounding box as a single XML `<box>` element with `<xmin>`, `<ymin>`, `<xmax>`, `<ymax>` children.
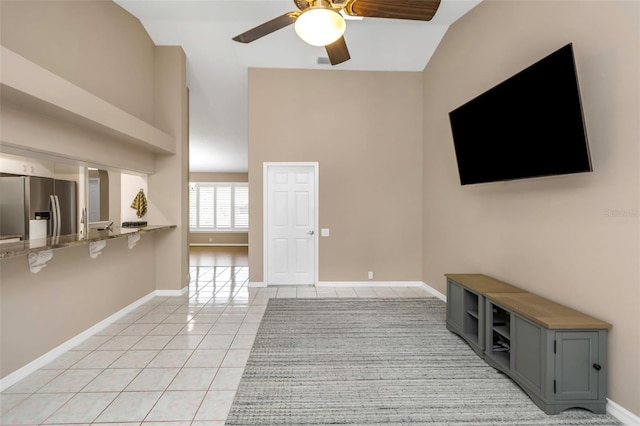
<box><xmin>0</xmin><ymin>225</ymin><xmax>176</xmax><ymax>259</ymax></box>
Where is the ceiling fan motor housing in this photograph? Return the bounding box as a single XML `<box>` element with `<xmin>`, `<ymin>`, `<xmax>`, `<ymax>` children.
<box><xmin>233</xmin><ymin>0</ymin><xmax>442</xmax><ymax>64</ymax></box>
<box><xmin>295</xmin><ymin>5</ymin><xmax>346</xmax><ymax>47</ymax></box>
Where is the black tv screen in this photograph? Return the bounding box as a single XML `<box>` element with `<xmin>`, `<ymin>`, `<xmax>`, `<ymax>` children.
<box><xmin>448</xmin><ymin>43</ymin><xmax>592</xmax><ymax>185</ymax></box>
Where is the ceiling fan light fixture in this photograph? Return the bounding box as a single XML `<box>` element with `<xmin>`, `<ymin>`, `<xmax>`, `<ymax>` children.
<box><xmin>294</xmin><ymin>7</ymin><xmax>346</xmax><ymax>47</ymax></box>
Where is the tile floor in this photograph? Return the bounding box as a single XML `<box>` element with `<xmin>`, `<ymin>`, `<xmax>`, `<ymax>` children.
<box><xmin>0</xmin><ymin>263</ymin><xmax>434</xmax><ymax>425</ymax></box>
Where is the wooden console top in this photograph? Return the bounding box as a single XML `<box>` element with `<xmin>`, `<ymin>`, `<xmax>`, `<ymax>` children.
<box><xmin>486</xmin><ymin>292</ymin><xmax>612</xmax><ymax>330</ymax></box>
<box><xmin>445</xmin><ymin>274</ymin><xmax>525</xmax><ymax>295</ymax></box>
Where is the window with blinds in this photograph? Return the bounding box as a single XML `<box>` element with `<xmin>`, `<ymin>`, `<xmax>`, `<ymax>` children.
<box><xmin>189</xmin><ymin>183</ymin><xmax>248</xmax><ymax>231</ymax></box>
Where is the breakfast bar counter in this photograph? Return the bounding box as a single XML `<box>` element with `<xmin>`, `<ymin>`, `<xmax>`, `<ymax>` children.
<box><xmin>0</xmin><ymin>225</ymin><xmax>176</xmax><ymax>260</ymax></box>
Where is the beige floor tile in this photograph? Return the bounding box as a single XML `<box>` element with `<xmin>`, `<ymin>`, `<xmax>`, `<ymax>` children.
<box><xmin>0</xmin><ymin>393</ymin><xmax>29</xmax><ymax>415</ymax></box>
<box><xmin>93</xmin><ymin>391</ymin><xmax>162</xmax><ymax>422</ymax></box>
<box><xmin>109</xmin><ymin>350</ymin><xmax>159</xmax><ymax>369</ymax></box>
<box><xmin>83</xmin><ymin>368</ymin><xmax>141</xmax><ymax>392</ymax></box>
<box><xmin>43</xmin><ymin>392</ymin><xmax>118</xmax><ymax>424</ymax></box>
<box><xmin>1</xmin><ymin>393</ymin><xmax>74</xmax><ymax>424</ymax></box>
<box><xmin>125</xmin><ymin>368</ymin><xmax>180</xmax><ymax>391</ymax></box>
<box><xmin>38</xmin><ymin>369</ymin><xmax>103</xmax><ymax>393</ymax></box>
<box><xmin>220</xmin><ymin>350</ymin><xmax>251</xmax><ymax>368</ymax></box>
<box><xmin>230</xmin><ymin>334</ymin><xmax>255</xmax><ymax>349</ymax></box>
<box><xmin>72</xmin><ymin>350</ymin><xmax>125</xmax><ymax>369</ymax></box>
<box><xmin>209</xmin><ymin>368</ymin><xmax>244</xmax><ymax>391</ymax></box>
<box><xmin>130</xmin><ymin>335</ymin><xmax>172</xmax><ymax>350</ymax></box>
<box><xmin>3</xmin><ymin>369</ymin><xmax>63</xmax><ymax>394</ymax></box>
<box><xmin>144</xmin><ymin>390</ymin><xmax>206</xmax><ymax>422</ymax></box>
<box><xmin>197</xmin><ymin>334</ymin><xmax>234</xmax><ymax>350</ymax></box>
<box><xmin>184</xmin><ymin>350</ymin><xmax>227</xmax><ymax>368</ymax></box>
<box><xmin>146</xmin><ymin>350</ymin><xmax>193</xmax><ymax>368</ymax></box>
<box><xmin>168</xmin><ymin>368</ymin><xmax>218</xmax><ymax>391</ymax></box>
<box><xmin>164</xmin><ymin>334</ymin><xmax>205</xmax><ymax>350</ymax></box>
<box><xmin>193</xmin><ymin>390</ymin><xmax>236</xmax><ymax>421</ymax></box>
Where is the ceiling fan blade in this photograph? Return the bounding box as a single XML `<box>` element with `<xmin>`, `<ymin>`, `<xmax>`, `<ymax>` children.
<box><xmin>343</xmin><ymin>0</ymin><xmax>441</xmax><ymax>21</ymax></box>
<box><xmin>232</xmin><ymin>11</ymin><xmax>300</xmax><ymax>43</ymax></box>
<box><xmin>325</xmin><ymin>36</ymin><xmax>350</xmax><ymax>65</ymax></box>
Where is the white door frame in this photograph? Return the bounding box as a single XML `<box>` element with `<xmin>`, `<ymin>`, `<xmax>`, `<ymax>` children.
<box><xmin>263</xmin><ymin>162</ymin><xmax>319</xmax><ymax>286</ymax></box>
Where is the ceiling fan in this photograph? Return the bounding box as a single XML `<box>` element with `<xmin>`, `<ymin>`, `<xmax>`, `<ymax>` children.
<box><xmin>232</xmin><ymin>0</ymin><xmax>442</xmax><ymax>65</ymax></box>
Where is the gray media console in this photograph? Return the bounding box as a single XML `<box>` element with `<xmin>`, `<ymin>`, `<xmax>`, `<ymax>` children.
<box><xmin>446</xmin><ymin>274</ymin><xmax>611</xmax><ymax>415</ymax></box>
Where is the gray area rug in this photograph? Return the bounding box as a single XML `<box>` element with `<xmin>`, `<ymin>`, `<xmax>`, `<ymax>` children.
<box><xmin>226</xmin><ymin>298</ymin><xmax>620</xmax><ymax>425</ymax></box>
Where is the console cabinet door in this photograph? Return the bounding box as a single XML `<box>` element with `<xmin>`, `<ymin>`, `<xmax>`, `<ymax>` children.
<box><xmin>512</xmin><ymin>315</ymin><xmax>544</xmax><ymax>395</ymax></box>
<box><xmin>446</xmin><ymin>279</ymin><xmax>464</xmax><ymax>333</ymax></box>
<box><xmin>555</xmin><ymin>331</ymin><xmax>600</xmax><ymax>401</ymax></box>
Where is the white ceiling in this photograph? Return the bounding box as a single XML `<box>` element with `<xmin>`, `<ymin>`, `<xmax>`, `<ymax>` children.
<box><xmin>114</xmin><ymin>0</ymin><xmax>482</xmax><ymax>173</ymax></box>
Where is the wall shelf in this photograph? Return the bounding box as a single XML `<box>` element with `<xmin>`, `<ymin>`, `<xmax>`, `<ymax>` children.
<box><xmin>0</xmin><ymin>46</ymin><xmax>175</xmax><ymax>155</ymax></box>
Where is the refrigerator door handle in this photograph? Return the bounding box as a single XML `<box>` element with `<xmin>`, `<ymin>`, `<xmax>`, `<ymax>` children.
<box><xmin>49</xmin><ymin>195</ymin><xmax>55</xmax><ymax>237</ymax></box>
<box><xmin>54</xmin><ymin>195</ymin><xmax>61</xmax><ymax>237</ymax></box>
<box><xmin>50</xmin><ymin>195</ymin><xmax>61</xmax><ymax>237</ymax></box>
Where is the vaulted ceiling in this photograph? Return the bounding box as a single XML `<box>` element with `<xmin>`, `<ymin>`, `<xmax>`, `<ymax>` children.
<box><xmin>115</xmin><ymin>0</ymin><xmax>482</xmax><ymax>173</ymax></box>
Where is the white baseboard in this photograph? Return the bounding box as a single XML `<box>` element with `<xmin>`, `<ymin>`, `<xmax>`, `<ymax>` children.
<box><xmin>317</xmin><ymin>281</ymin><xmax>447</xmax><ymax>302</ymax></box>
<box><xmin>420</xmin><ymin>281</ymin><xmax>447</xmax><ymax>302</ymax></box>
<box><xmin>253</xmin><ymin>281</ymin><xmax>446</xmax><ymax>302</ymax></box>
<box><xmin>189</xmin><ymin>243</ymin><xmax>248</xmax><ymax>247</ymax></box>
<box><xmin>317</xmin><ymin>281</ymin><xmax>425</xmax><ymax>288</ymax></box>
<box><xmin>0</xmin><ymin>288</ymin><xmax>176</xmax><ymax>392</ymax></box>
<box><xmin>607</xmin><ymin>398</ymin><xmax>639</xmax><ymax>425</ymax></box>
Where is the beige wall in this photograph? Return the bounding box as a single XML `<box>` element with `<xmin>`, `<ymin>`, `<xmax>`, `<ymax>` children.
<box><xmin>249</xmin><ymin>68</ymin><xmax>423</xmax><ymax>283</ymax></box>
<box><xmin>189</xmin><ymin>172</ymin><xmax>248</xmax><ymax>245</ymax></box>
<box><xmin>190</xmin><ymin>172</ymin><xmax>248</xmax><ymax>183</ymax></box>
<box><xmin>0</xmin><ymin>2</ymin><xmax>188</xmax><ymax>379</ymax></box>
<box><xmin>0</xmin><ymin>235</ymin><xmax>156</xmax><ymax>377</ymax></box>
<box><xmin>0</xmin><ymin>102</ymin><xmax>157</xmax><ymax>175</ymax></box>
<box><xmin>0</xmin><ymin>0</ymin><xmax>155</xmax><ymax>124</ymax></box>
<box><xmin>422</xmin><ymin>0</ymin><xmax>639</xmax><ymax>415</ymax></box>
<box><xmin>0</xmin><ymin>1</ymin><xmax>159</xmax><ymax>174</ymax></box>
<box><xmin>149</xmin><ymin>46</ymin><xmax>190</xmax><ymax>291</ymax></box>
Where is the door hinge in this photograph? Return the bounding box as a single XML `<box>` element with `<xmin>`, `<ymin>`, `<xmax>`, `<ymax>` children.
<box><xmin>553</xmin><ymin>380</ymin><xmax>556</xmax><ymax>394</ymax></box>
<box><xmin>553</xmin><ymin>340</ymin><xmax>556</xmax><ymax>354</ymax></box>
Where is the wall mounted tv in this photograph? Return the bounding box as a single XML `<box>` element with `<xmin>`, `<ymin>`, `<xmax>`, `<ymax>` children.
<box><xmin>448</xmin><ymin>43</ymin><xmax>592</xmax><ymax>185</ymax></box>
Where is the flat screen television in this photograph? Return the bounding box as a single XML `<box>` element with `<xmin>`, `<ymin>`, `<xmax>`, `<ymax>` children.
<box><xmin>448</xmin><ymin>43</ymin><xmax>592</xmax><ymax>185</ymax></box>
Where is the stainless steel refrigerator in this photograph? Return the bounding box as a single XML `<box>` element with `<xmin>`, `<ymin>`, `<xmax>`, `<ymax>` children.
<box><xmin>0</xmin><ymin>176</ymin><xmax>77</xmax><ymax>240</ymax></box>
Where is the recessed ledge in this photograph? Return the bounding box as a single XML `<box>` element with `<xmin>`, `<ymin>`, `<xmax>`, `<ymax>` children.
<box><xmin>0</xmin><ymin>225</ymin><xmax>176</xmax><ymax>260</ymax></box>
<box><xmin>0</xmin><ymin>46</ymin><xmax>176</xmax><ymax>155</ymax></box>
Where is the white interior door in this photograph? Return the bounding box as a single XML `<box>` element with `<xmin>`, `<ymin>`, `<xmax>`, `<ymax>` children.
<box><xmin>265</xmin><ymin>163</ymin><xmax>317</xmax><ymax>285</ymax></box>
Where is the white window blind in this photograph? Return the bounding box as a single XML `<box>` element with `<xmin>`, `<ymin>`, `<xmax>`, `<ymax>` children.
<box><xmin>189</xmin><ymin>183</ymin><xmax>248</xmax><ymax>231</ymax></box>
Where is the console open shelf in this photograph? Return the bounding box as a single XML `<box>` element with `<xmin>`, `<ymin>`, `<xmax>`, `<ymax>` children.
<box><xmin>486</xmin><ymin>301</ymin><xmax>511</xmax><ymax>371</ymax></box>
<box><xmin>446</xmin><ymin>274</ymin><xmax>523</xmax><ymax>357</ymax></box>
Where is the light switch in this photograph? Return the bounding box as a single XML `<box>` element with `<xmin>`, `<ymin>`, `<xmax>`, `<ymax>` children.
<box><xmin>321</xmin><ymin>228</ymin><xmax>330</xmax><ymax>237</ymax></box>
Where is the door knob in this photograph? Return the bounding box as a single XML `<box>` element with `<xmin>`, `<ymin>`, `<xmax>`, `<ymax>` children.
<box><xmin>307</xmin><ymin>230</ymin><xmax>315</xmax><ymax>235</ymax></box>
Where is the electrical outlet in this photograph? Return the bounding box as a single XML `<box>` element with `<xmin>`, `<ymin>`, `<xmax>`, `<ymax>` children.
<box><xmin>368</xmin><ymin>271</ymin><xmax>373</xmax><ymax>280</ymax></box>
<box><xmin>208</xmin><ymin>237</ymin><xmax>213</xmax><ymax>242</ymax></box>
